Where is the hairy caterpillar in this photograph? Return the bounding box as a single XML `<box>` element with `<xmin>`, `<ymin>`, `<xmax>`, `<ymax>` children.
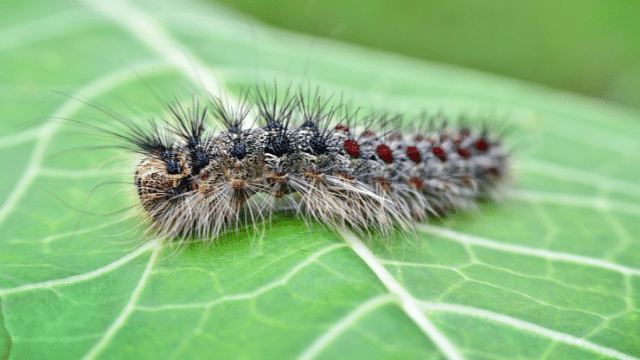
<box><xmin>75</xmin><ymin>84</ymin><xmax>509</xmax><ymax>247</ymax></box>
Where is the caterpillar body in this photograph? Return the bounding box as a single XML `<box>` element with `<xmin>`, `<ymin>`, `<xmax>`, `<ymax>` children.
<box><xmin>87</xmin><ymin>86</ymin><xmax>509</xmax><ymax>245</ymax></box>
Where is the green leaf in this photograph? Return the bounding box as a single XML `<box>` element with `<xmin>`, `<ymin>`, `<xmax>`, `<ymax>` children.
<box><xmin>1</xmin><ymin>0</ymin><xmax>639</xmax><ymax>359</ymax></box>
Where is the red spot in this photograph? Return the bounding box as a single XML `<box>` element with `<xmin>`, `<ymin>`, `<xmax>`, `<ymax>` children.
<box><xmin>406</xmin><ymin>146</ymin><xmax>422</xmax><ymax>163</ymax></box>
<box><xmin>340</xmin><ymin>173</ymin><xmax>355</xmax><ymax>181</ymax></box>
<box><xmin>474</xmin><ymin>139</ymin><xmax>488</xmax><ymax>151</ymax></box>
<box><xmin>432</xmin><ymin>146</ymin><xmax>447</xmax><ymax>161</ymax></box>
<box><xmin>335</xmin><ymin>125</ymin><xmax>349</xmax><ymax>132</ymax></box>
<box><xmin>343</xmin><ymin>139</ymin><xmax>360</xmax><ymax>158</ymax></box>
<box><xmin>457</xmin><ymin>147</ymin><xmax>471</xmax><ymax>159</ymax></box>
<box><xmin>376</xmin><ymin>144</ymin><xmax>393</xmax><ymax>163</ymax></box>
<box><xmin>409</xmin><ymin>177</ymin><xmax>423</xmax><ymax>189</ymax></box>
<box><xmin>376</xmin><ymin>177</ymin><xmax>392</xmax><ymax>190</ymax></box>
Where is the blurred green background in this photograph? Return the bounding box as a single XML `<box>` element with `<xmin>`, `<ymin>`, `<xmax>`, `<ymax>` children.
<box><xmin>214</xmin><ymin>0</ymin><xmax>640</xmax><ymax>110</ymax></box>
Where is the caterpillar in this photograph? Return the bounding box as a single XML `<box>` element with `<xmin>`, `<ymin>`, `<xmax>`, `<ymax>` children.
<box><xmin>76</xmin><ymin>84</ymin><xmax>510</xmax><ymax>246</ymax></box>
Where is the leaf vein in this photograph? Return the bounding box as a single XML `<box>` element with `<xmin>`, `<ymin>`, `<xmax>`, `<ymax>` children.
<box><xmin>0</xmin><ymin>241</ymin><xmax>155</xmax><ymax>296</ymax></box>
<box><xmin>337</xmin><ymin>227</ymin><xmax>466</xmax><ymax>360</ymax></box>
<box><xmin>518</xmin><ymin>159</ymin><xmax>640</xmax><ymax>197</ymax></box>
<box><xmin>81</xmin><ymin>243</ymin><xmax>162</xmax><ymax>360</ymax></box>
<box><xmin>508</xmin><ymin>189</ymin><xmax>640</xmax><ymax>217</ymax></box>
<box><xmin>135</xmin><ymin>243</ymin><xmax>347</xmax><ymax>311</ymax></box>
<box><xmin>419</xmin><ymin>301</ymin><xmax>639</xmax><ymax>360</ymax></box>
<box><xmin>296</xmin><ymin>294</ymin><xmax>394</xmax><ymax>360</ymax></box>
<box><xmin>418</xmin><ymin>224</ymin><xmax>640</xmax><ymax>276</ymax></box>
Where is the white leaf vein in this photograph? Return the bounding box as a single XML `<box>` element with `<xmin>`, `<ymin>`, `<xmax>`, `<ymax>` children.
<box><xmin>0</xmin><ymin>241</ymin><xmax>155</xmax><ymax>296</ymax></box>
<box><xmin>135</xmin><ymin>243</ymin><xmax>347</xmax><ymax>312</ymax></box>
<box><xmin>81</xmin><ymin>243</ymin><xmax>162</xmax><ymax>360</ymax></box>
<box><xmin>509</xmin><ymin>189</ymin><xmax>640</xmax><ymax>217</ymax></box>
<box><xmin>517</xmin><ymin>159</ymin><xmax>640</xmax><ymax>197</ymax></box>
<box><xmin>337</xmin><ymin>227</ymin><xmax>466</xmax><ymax>360</ymax></box>
<box><xmin>419</xmin><ymin>301</ymin><xmax>639</xmax><ymax>360</ymax></box>
<box><xmin>417</xmin><ymin>224</ymin><xmax>640</xmax><ymax>276</ymax></box>
<box><xmin>296</xmin><ymin>294</ymin><xmax>394</xmax><ymax>360</ymax></box>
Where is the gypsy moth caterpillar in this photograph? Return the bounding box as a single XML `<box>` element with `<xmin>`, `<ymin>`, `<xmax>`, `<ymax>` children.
<box><xmin>67</xmin><ymin>82</ymin><xmax>510</xmax><ymax>249</ymax></box>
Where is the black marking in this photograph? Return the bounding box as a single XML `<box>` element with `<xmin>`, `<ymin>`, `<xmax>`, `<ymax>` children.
<box><xmin>187</xmin><ymin>137</ymin><xmax>199</xmax><ymax>149</ymax></box>
<box><xmin>164</xmin><ymin>159</ymin><xmax>181</xmax><ymax>175</ymax></box>
<box><xmin>179</xmin><ymin>177</ymin><xmax>192</xmax><ymax>191</ymax></box>
<box><xmin>162</xmin><ymin>151</ymin><xmax>182</xmax><ymax>174</ymax></box>
<box><xmin>268</xmin><ymin>135</ymin><xmax>291</xmax><ymax>157</ymax></box>
<box><xmin>266</xmin><ymin>121</ymin><xmax>283</xmax><ymax>131</ymax></box>
<box><xmin>231</xmin><ymin>141</ymin><xmax>247</xmax><ymax>160</ymax></box>
<box><xmin>301</xmin><ymin>121</ymin><xmax>317</xmax><ymax>129</ymax></box>
<box><xmin>308</xmin><ymin>135</ymin><xmax>327</xmax><ymax>155</ymax></box>
<box><xmin>191</xmin><ymin>149</ymin><xmax>210</xmax><ymax>173</ymax></box>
